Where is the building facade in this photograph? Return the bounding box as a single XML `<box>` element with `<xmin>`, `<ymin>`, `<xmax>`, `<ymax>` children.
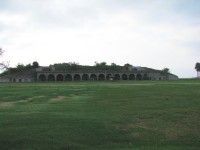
<box><xmin>0</xmin><ymin>66</ymin><xmax>178</xmax><ymax>82</ymax></box>
<box><xmin>36</xmin><ymin>67</ymin><xmax>178</xmax><ymax>82</ymax></box>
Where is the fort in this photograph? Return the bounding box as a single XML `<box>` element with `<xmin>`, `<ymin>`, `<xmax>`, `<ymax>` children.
<box><xmin>0</xmin><ymin>65</ymin><xmax>178</xmax><ymax>82</ymax></box>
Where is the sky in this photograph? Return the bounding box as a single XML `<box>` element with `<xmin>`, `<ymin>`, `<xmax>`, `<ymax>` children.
<box><xmin>0</xmin><ymin>0</ymin><xmax>200</xmax><ymax>78</ymax></box>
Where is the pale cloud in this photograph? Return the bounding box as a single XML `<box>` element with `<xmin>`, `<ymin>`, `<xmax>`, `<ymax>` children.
<box><xmin>0</xmin><ymin>0</ymin><xmax>200</xmax><ymax>78</ymax></box>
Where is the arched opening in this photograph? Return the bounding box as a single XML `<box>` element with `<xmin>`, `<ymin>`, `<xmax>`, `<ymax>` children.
<box><xmin>65</xmin><ymin>74</ymin><xmax>72</xmax><ymax>81</ymax></box>
<box><xmin>39</xmin><ymin>74</ymin><xmax>46</xmax><ymax>81</ymax></box>
<box><xmin>106</xmin><ymin>74</ymin><xmax>112</xmax><ymax>80</ymax></box>
<box><xmin>143</xmin><ymin>74</ymin><xmax>148</xmax><ymax>80</ymax></box>
<box><xmin>56</xmin><ymin>74</ymin><xmax>64</xmax><ymax>81</ymax></box>
<box><xmin>98</xmin><ymin>74</ymin><xmax>105</xmax><ymax>81</ymax></box>
<box><xmin>74</xmin><ymin>74</ymin><xmax>81</xmax><ymax>81</ymax></box>
<box><xmin>82</xmin><ymin>74</ymin><xmax>89</xmax><ymax>81</ymax></box>
<box><xmin>48</xmin><ymin>74</ymin><xmax>55</xmax><ymax>81</ymax></box>
<box><xmin>129</xmin><ymin>74</ymin><xmax>135</xmax><ymax>80</ymax></box>
<box><xmin>122</xmin><ymin>74</ymin><xmax>128</xmax><ymax>80</ymax></box>
<box><xmin>136</xmin><ymin>74</ymin><xmax>142</xmax><ymax>80</ymax></box>
<box><xmin>114</xmin><ymin>74</ymin><xmax>120</xmax><ymax>80</ymax></box>
<box><xmin>90</xmin><ymin>74</ymin><xmax>97</xmax><ymax>81</ymax></box>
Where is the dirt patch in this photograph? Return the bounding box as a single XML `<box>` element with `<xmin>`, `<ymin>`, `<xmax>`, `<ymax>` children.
<box><xmin>111</xmin><ymin>84</ymin><xmax>155</xmax><ymax>86</ymax></box>
<box><xmin>0</xmin><ymin>96</ymin><xmax>46</xmax><ymax>106</ymax></box>
<box><xmin>49</xmin><ymin>96</ymin><xmax>67</xmax><ymax>102</ymax></box>
<box><xmin>0</xmin><ymin>102</ymin><xmax>14</xmax><ymax>106</ymax></box>
<box><xmin>73</xmin><ymin>88</ymin><xmax>85</xmax><ymax>91</ymax></box>
<box><xmin>131</xmin><ymin>132</ymin><xmax>142</xmax><ymax>138</ymax></box>
<box><xmin>32</xmin><ymin>96</ymin><xmax>45</xmax><ymax>99</ymax></box>
<box><xmin>119</xmin><ymin>119</ymin><xmax>152</xmax><ymax>131</ymax></box>
<box><xmin>18</xmin><ymin>99</ymin><xmax>32</xmax><ymax>103</ymax></box>
<box><xmin>165</xmin><ymin>128</ymin><xmax>179</xmax><ymax>140</ymax></box>
<box><xmin>18</xmin><ymin>96</ymin><xmax>45</xmax><ymax>103</ymax></box>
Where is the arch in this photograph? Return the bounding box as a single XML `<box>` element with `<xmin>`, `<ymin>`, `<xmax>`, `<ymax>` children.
<box><xmin>122</xmin><ymin>74</ymin><xmax>128</xmax><ymax>80</ymax></box>
<box><xmin>136</xmin><ymin>74</ymin><xmax>142</xmax><ymax>80</ymax></box>
<box><xmin>129</xmin><ymin>74</ymin><xmax>135</xmax><ymax>80</ymax></box>
<box><xmin>48</xmin><ymin>74</ymin><xmax>55</xmax><ymax>81</ymax></box>
<box><xmin>90</xmin><ymin>74</ymin><xmax>97</xmax><ymax>81</ymax></box>
<box><xmin>56</xmin><ymin>74</ymin><xmax>64</xmax><ymax>81</ymax></box>
<box><xmin>114</xmin><ymin>74</ymin><xmax>120</xmax><ymax>80</ymax></box>
<box><xmin>82</xmin><ymin>74</ymin><xmax>89</xmax><ymax>81</ymax></box>
<box><xmin>65</xmin><ymin>74</ymin><xmax>72</xmax><ymax>81</ymax></box>
<box><xmin>143</xmin><ymin>74</ymin><xmax>148</xmax><ymax>80</ymax></box>
<box><xmin>98</xmin><ymin>74</ymin><xmax>105</xmax><ymax>81</ymax></box>
<box><xmin>39</xmin><ymin>74</ymin><xmax>46</xmax><ymax>81</ymax></box>
<box><xmin>106</xmin><ymin>74</ymin><xmax>112</xmax><ymax>80</ymax></box>
<box><xmin>74</xmin><ymin>74</ymin><xmax>81</xmax><ymax>81</ymax></box>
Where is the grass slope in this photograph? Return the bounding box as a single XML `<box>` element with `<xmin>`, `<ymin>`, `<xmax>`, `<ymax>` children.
<box><xmin>0</xmin><ymin>80</ymin><xmax>200</xmax><ymax>150</ymax></box>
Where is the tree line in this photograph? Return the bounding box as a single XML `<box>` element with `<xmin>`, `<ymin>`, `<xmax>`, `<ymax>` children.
<box><xmin>0</xmin><ymin>61</ymin><xmax>39</xmax><ymax>76</ymax></box>
<box><xmin>50</xmin><ymin>62</ymin><xmax>133</xmax><ymax>71</ymax></box>
<box><xmin>1</xmin><ymin>47</ymin><xmax>173</xmax><ymax>76</ymax></box>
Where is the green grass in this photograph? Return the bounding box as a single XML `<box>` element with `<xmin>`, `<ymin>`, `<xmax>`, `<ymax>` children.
<box><xmin>0</xmin><ymin>80</ymin><xmax>200</xmax><ymax>150</ymax></box>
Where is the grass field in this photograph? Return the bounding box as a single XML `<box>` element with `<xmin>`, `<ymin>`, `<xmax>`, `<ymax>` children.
<box><xmin>0</xmin><ymin>80</ymin><xmax>200</xmax><ymax>150</ymax></box>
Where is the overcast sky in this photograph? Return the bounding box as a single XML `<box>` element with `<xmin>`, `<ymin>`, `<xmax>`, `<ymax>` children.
<box><xmin>0</xmin><ymin>0</ymin><xmax>200</xmax><ymax>78</ymax></box>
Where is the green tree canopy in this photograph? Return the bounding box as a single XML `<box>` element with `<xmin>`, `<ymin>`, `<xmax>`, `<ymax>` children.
<box><xmin>32</xmin><ymin>61</ymin><xmax>39</xmax><ymax>68</ymax></box>
<box><xmin>50</xmin><ymin>62</ymin><xmax>80</xmax><ymax>71</ymax></box>
<box><xmin>162</xmin><ymin>68</ymin><xmax>170</xmax><ymax>73</ymax></box>
<box><xmin>0</xmin><ymin>61</ymin><xmax>39</xmax><ymax>76</ymax></box>
<box><xmin>195</xmin><ymin>62</ymin><xmax>200</xmax><ymax>71</ymax></box>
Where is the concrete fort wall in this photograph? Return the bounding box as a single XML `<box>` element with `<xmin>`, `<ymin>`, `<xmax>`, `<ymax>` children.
<box><xmin>36</xmin><ymin>72</ymin><xmax>150</xmax><ymax>81</ymax></box>
<box><xmin>1</xmin><ymin>67</ymin><xmax>178</xmax><ymax>83</ymax></box>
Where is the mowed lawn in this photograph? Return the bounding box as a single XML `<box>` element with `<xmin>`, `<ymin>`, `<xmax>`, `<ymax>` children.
<box><xmin>0</xmin><ymin>80</ymin><xmax>200</xmax><ymax>150</ymax></box>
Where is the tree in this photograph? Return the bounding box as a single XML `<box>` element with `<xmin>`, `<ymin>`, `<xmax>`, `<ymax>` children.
<box><xmin>0</xmin><ymin>47</ymin><xmax>3</xmax><ymax>56</ymax></box>
<box><xmin>16</xmin><ymin>63</ymin><xmax>25</xmax><ymax>71</ymax></box>
<box><xmin>195</xmin><ymin>62</ymin><xmax>200</xmax><ymax>71</ymax></box>
<box><xmin>195</xmin><ymin>62</ymin><xmax>200</xmax><ymax>78</ymax></box>
<box><xmin>0</xmin><ymin>47</ymin><xmax>9</xmax><ymax>70</ymax></box>
<box><xmin>69</xmin><ymin>62</ymin><xmax>79</xmax><ymax>70</ymax></box>
<box><xmin>32</xmin><ymin>61</ymin><xmax>39</xmax><ymax>68</ymax></box>
<box><xmin>94</xmin><ymin>61</ymin><xmax>108</xmax><ymax>70</ymax></box>
<box><xmin>124</xmin><ymin>63</ymin><xmax>132</xmax><ymax>70</ymax></box>
<box><xmin>162</xmin><ymin>68</ymin><xmax>170</xmax><ymax>73</ymax></box>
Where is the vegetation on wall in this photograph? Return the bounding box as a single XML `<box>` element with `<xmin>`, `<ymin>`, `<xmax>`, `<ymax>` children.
<box><xmin>0</xmin><ymin>60</ymin><xmax>174</xmax><ymax>77</ymax></box>
<box><xmin>162</xmin><ymin>68</ymin><xmax>170</xmax><ymax>73</ymax></box>
<box><xmin>0</xmin><ymin>61</ymin><xmax>39</xmax><ymax>76</ymax></box>
<box><xmin>50</xmin><ymin>62</ymin><xmax>133</xmax><ymax>71</ymax></box>
<box><xmin>50</xmin><ymin>62</ymin><xmax>118</xmax><ymax>71</ymax></box>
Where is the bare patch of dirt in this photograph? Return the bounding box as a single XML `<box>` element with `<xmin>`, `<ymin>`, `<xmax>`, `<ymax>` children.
<box><xmin>18</xmin><ymin>98</ymin><xmax>33</xmax><ymax>103</ymax></box>
<box><xmin>18</xmin><ymin>96</ymin><xmax>45</xmax><ymax>103</ymax></box>
<box><xmin>32</xmin><ymin>96</ymin><xmax>45</xmax><ymax>99</ymax></box>
<box><xmin>50</xmin><ymin>96</ymin><xmax>68</xmax><ymax>102</ymax></box>
<box><xmin>118</xmin><ymin>119</ymin><xmax>154</xmax><ymax>138</ymax></box>
<box><xmin>0</xmin><ymin>96</ymin><xmax>46</xmax><ymax>106</ymax></box>
<box><xmin>73</xmin><ymin>88</ymin><xmax>85</xmax><ymax>91</ymax></box>
<box><xmin>0</xmin><ymin>102</ymin><xmax>14</xmax><ymax>106</ymax></box>
<box><xmin>110</xmin><ymin>84</ymin><xmax>155</xmax><ymax>86</ymax></box>
<box><xmin>131</xmin><ymin>132</ymin><xmax>141</xmax><ymax>138</ymax></box>
<box><xmin>119</xmin><ymin>119</ymin><xmax>152</xmax><ymax>131</ymax></box>
<box><xmin>165</xmin><ymin>128</ymin><xmax>179</xmax><ymax>140</ymax></box>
